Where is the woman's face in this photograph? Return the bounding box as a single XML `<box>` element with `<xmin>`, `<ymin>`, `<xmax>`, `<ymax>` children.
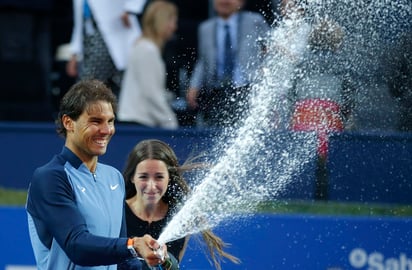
<box><xmin>163</xmin><ymin>14</ymin><xmax>178</xmax><ymax>41</ymax></box>
<box><xmin>133</xmin><ymin>159</ymin><xmax>170</xmax><ymax>206</ymax></box>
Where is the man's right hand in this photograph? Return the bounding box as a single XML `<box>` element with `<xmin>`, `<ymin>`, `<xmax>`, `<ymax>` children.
<box><xmin>133</xmin><ymin>235</ymin><xmax>165</xmax><ymax>266</ymax></box>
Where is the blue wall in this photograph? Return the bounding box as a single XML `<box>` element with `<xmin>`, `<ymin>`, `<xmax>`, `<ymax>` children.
<box><xmin>327</xmin><ymin>131</ymin><xmax>412</xmax><ymax>204</ymax></box>
<box><xmin>2</xmin><ymin>207</ymin><xmax>412</xmax><ymax>270</ymax></box>
<box><xmin>0</xmin><ymin>122</ymin><xmax>214</xmax><ymax>190</ymax></box>
<box><xmin>1</xmin><ymin>122</ymin><xmax>412</xmax><ymax>204</ymax></box>
<box><xmin>0</xmin><ymin>122</ymin><xmax>318</xmax><ymax>200</ymax></box>
<box><xmin>2</xmin><ymin>122</ymin><xmax>412</xmax><ymax>204</ymax></box>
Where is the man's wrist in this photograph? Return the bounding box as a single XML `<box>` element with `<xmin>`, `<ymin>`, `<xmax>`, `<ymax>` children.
<box><xmin>127</xmin><ymin>238</ymin><xmax>139</xmax><ymax>258</ymax></box>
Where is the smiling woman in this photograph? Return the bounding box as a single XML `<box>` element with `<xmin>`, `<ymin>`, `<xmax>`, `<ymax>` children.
<box><xmin>122</xmin><ymin>139</ymin><xmax>240</xmax><ymax>270</ymax></box>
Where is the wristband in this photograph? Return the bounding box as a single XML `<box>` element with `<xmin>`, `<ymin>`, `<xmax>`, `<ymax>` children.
<box><xmin>127</xmin><ymin>238</ymin><xmax>139</xmax><ymax>258</ymax></box>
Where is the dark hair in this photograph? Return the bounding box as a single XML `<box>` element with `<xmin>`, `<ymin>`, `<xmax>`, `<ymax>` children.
<box><xmin>123</xmin><ymin>139</ymin><xmax>240</xmax><ymax>269</ymax></box>
<box><xmin>55</xmin><ymin>79</ymin><xmax>117</xmax><ymax>137</ymax></box>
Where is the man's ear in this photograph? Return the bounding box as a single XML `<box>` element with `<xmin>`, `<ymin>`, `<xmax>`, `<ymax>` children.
<box><xmin>62</xmin><ymin>115</ymin><xmax>74</xmax><ymax>132</ymax></box>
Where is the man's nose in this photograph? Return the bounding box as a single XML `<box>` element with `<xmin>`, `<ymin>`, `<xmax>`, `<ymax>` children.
<box><xmin>100</xmin><ymin>123</ymin><xmax>113</xmax><ymax>134</ymax></box>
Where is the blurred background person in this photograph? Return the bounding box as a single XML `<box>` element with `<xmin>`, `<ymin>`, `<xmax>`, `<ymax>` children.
<box><xmin>262</xmin><ymin>0</ymin><xmax>311</xmax><ymax>130</ymax></box>
<box><xmin>289</xmin><ymin>18</ymin><xmax>354</xmax><ymax>157</ymax></box>
<box><xmin>339</xmin><ymin>0</ymin><xmax>405</xmax><ymax>133</ymax></box>
<box><xmin>274</xmin><ymin>0</ymin><xmax>311</xmax><ymax>64</ymax></box>
<box><xmin>66</xmin><ymin>0</ymin><xmax>142</xmax><ymax>96</ymax></box>
<box><xmin>288</xmin><ymin>19</ymin><xmax>355</xmax><ymax>199</ymax></box>
<box><xmin>117</xmin><ymin>0</ymin><xmax>179</xmax><ymax>129</ymax></box>
<box><xmin>164</xmin><ymin>0</ymin><xmax>276</xmax><ymax>127</ymax></box>
<box><xmin>186</xmin><ymin>0</ymin><xmax>270</xmax><ymax>127</ymax></box>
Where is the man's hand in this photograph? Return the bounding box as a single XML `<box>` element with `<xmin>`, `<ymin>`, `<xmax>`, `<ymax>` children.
<box><xmin>133</xmin><ymin>235</ymin><xmax>166</xmax><ymax>266</ymax></box>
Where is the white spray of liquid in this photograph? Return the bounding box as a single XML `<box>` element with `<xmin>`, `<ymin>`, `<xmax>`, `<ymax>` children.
<box><xmin>157</xmin><ymin>0</ymin><xmax>411</xmax><ymax>245</ymax></box>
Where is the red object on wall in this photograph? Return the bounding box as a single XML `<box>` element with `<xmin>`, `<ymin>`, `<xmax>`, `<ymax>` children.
<box><xmin>291</xmin><ymin>98</ymin><xmax>344</xmax><ymax>158</ymax></box>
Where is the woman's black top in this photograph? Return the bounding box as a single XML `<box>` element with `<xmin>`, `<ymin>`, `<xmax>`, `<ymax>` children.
<box><xmin>125</xmin><ymin>203</ymin><xmax>185</xmax><ymax>261</ymax></box>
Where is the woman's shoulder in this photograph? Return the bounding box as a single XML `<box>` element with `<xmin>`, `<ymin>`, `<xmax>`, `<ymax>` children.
<box><xmin>134</xmin><ymin>37</ymin><xmax>159</xmax><ymax>53</ymax></box>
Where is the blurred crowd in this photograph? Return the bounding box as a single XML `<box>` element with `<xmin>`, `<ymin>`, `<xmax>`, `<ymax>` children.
<box><xmin>0</xmin><ymin>0</ymin><xmax>411</xmax><ymax>133</ymax></box>
<box><xmin>0</xmin><ymin>0</ymin><xmax>276</xmax><ymax>124</ymax></box>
